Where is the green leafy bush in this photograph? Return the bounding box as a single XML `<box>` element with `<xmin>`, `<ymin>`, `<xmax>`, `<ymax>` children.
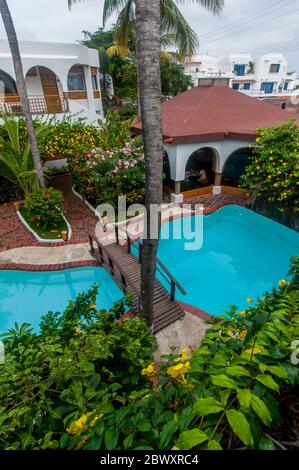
<box><xmin>0</xmin><ymin>286</ymin><xmax>155</xmax><ymax>450</ymax></box>
<box><xmin>25</xmin><ymin>187</ymin><xmax>64</xmax><ymax>229</ymax></box>
<box><xmin>241</xmin><ymin>121</ymin><xmax>299</xmax><ymax>212</ymax></box>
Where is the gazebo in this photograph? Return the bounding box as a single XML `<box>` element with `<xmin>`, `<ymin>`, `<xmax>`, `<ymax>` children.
<box><xmin>132</xmin><ymin>86</ymin><xmax>298</xmax><ymax>202</ymax></box>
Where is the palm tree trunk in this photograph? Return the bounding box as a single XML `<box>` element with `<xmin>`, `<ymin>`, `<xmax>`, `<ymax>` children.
<box><xmin>0</xmin><ymin>0</ymin><xmax>45</xmax><ymax>188</ymax></box>
<box><xmin>135</xmin><ymin>0</ymin><xmax>163</xmax><ymax>328</ymax></box>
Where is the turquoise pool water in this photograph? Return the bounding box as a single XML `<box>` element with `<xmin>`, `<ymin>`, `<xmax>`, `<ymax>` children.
<box><xmin>156</xmin><ymin>206</ymin><xmax>299</xmax><ymax>315</ymax></box>
<box><xmin>0</xmin><ymin>267</ymin><xmax>123</xmax><ymax>333</ymax></box>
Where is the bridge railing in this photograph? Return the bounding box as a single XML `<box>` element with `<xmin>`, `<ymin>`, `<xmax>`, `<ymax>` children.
<box><xmin>115</xmin><ymin>224</ymin><xmax>186</xmax><ymax>302</ymax></box>
<box><xmin>88</xmin><ymin>233</ymin><xmax>141</xmax><ymax>310</ymax></box>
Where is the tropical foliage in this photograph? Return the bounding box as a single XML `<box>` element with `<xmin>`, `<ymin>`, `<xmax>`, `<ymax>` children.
<box><xmin>0</xmin><ymin>115</ymin><xmax>49</xmax><ymax>197</ymax></box>
<box><xmin>0</xmin><ymin>259</ymin><xmax>298</xmax><ymax>450</ymax></box>
<box><xmin>0</xmin><ymin>286</ymin><xmax>154</xmax><ymax>450</ymax></box>
<box><xmin>241</xmin><ymin>121</ymin><xmax>299</xmax><ymax>213</ymax></box>
<box><xmin>25</xmin><ymin>187</ymin><xmax>64</xmax><ymax>229</ymax></box>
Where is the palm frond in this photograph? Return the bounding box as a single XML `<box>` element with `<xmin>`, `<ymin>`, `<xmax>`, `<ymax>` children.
<box><xmin>161</xmin><ymin>0</ymin><xmax>199</xmax><ymax>58</ymax></box>
<box><xmin>67</xmin><ymin>0</ymin><xmax>84</xmax><ymax>10</ymax></box>
<box><xmin>106</xmin><ymin>45</ymin><xmax>130</xmax><ymax>57</ymax></box>
<box><xmin>113</xmin><ymin>0</ymin><xmax>135</xmax><ymax>48</ymax></box>
<box><xmin>175</xmin><ymin>0</ymin><xmax>224</xmax><ymax>15</ymax></box>
<box><xmin>103</xmin><ymin>0</ymin><xmax>130</xmax><ymax>26</ymax></box>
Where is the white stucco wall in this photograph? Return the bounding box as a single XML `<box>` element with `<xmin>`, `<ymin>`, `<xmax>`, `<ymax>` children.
<box><xmin>0</xmin><ymin>40</ymin><xmax>104</xmax><ymax>120</ymax></box>
<box><xmin>164</xmin><ymin>139</ymin><xmax>253</xmax><ymax>182</ymax></box>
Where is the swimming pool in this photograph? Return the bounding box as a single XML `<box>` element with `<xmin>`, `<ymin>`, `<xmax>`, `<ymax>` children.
<box><xmin>0</xmin><ymin>267</ymin><xmax>123</xmax><ymax>333</ymax></box>
<box><xmin>157</xmin><ymin>205</ymin><xmax>299</xmax><ymax>315</ymax></box>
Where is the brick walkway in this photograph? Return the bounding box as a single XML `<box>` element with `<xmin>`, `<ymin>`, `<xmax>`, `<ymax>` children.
<box><xmin>0</xmin><ymin>175</ymin><xmax>97</xmax><ymax>251</ymax></box>
<box><xmin>183</xmin><ymin>192</ymin><xmax>249</xmax><ymax>213</ymax></box>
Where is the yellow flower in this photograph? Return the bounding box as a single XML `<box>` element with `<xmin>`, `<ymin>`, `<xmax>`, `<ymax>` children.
<box><xmin>245</xmin><ymin>347</ymin><xmax>261</xmax><ymax>355</ymax></box>
<box><xmin>278</xmin><ymin>279</ymin><xmax>287</xmax><ymax>287</ymax></box>
<box><xmin>247</xmin><ymin>297</ymin><xmax>253</xmax><ymax>304</ymax></box>
<box><xmin>141</xmin><ymin>362</ymin><xmax>156</xmax><ymax>377</ymax></box>
<box><xmin>239</xmin><ymin>329</ymin><xmax>247</xmax><ymax>340</ymax></box>
<box><xmin>256</xmin><ymin>138</ymin><xmax>260</xmax><ymax>143</ymax></box>
<box><xmin>167</xmin><ymin>362</ymin><xmax>190</xmax><ymax>379</ymax></box>
<box><xmin>75</xmin><ymin>328</ymin><xmax>81</xmax><ymax>335</ymax></box>
<box><xmin>181</xmin><ymin>348</ymin><xmax>189</xmax><ymax>362</ymax></box>
<box><xmin>67</xmin><ymin>412</ymin><xmax>102</xmax><ymax>436</ymax></box>
<box><xmin>237</xmin><ymin>310</ymin><xmax>246</xmax><ymax>316</ymax></box>
<box><xmin>89</xmin><ymin>304</ymin><xmax>96</xmax><ymax>310</ymax></box>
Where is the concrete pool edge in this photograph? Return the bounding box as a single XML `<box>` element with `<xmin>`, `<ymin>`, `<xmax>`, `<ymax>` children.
<box><xmin>0</xmin><ymin>259</ymin><xmax>97</xmax><ymax>271</ymax></box>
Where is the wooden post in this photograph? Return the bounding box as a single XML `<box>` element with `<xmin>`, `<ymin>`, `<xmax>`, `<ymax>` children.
<box><xmin>170</xmin><ymin>280</ymin><xmax>176</xmax><ymax>302</ymax></box>
<box><xmin>138</xmin><ymin>242</ymin><xmax>143</xmax><ymax>264</ymax></box>
<box><xmin>115</xmin><ymin>224</ymin><xmax>119</xmax><ymax>245</ymax></box>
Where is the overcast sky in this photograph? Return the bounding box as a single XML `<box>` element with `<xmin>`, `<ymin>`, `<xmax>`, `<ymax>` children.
<box><xmin>0</xmin><ymin>0</ymin><xmax>299</xmax><ymax>72</ymax></box>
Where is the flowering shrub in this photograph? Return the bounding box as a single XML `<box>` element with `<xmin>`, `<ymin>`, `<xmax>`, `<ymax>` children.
<box><xmin>25</xmin><ymin>187</ymin><xmax>64</xmax><ymax>229</ymax></box>
<box><xmin>241</xmin><ymin>121</ymin><xmax>299</xmax><ymax>212</ymax></box>
<box><xmin>68</xmin><ymin>141</ymin><xmax>145</xmax><ymax>207</ymax></box>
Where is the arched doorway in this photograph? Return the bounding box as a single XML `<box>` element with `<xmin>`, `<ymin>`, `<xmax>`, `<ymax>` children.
<box><xmin>183</xmin><ymin>147</ymin><xmax>219</xmax><ymax>191</ymax></box>
<box><xmin>0</xmin><ymin>70</ymin><xmax>18</xmax><ymax>113</ymax></box>
<box><xmin>25</xmin><ymin>66</ymin><xmax>65</xmax><ymax>114</ymax></box>
<box><xmin>221</xmin><ymin>147</ymin><xmax>253</xmax><ymax>187</ymax></box>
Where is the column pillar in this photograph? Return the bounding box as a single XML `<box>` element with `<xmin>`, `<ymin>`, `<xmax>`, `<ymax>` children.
<box><xmin>171</xmin><ymin>181</ymin><xmax>183</xmax><ymax>204</ymax></box>
<box><xmin>213</xmin><ymin>172</ymin><xmax>222</xmax><ymax>195</ymax></box>
<box><xmin>83</xmin><ymin>66</ymin><xmax>95</xmax><ymax>112</ymax></box>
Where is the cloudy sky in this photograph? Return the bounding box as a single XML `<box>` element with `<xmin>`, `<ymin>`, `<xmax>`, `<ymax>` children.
<box><xmin>0</xmin><ymin>0</ymin><xmax>299</xmax><ymax>71</ymax></box>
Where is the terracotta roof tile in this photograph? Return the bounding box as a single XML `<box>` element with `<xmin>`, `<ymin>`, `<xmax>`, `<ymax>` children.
<box><xmin>132</xmin><ymin>86</ymin><xmax>298</xmax><ymax>144</ymax></box>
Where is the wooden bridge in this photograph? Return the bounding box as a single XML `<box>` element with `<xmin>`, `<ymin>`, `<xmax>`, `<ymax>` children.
<box><xmin>88</xmin><ymin>228</ymin><xmax>186</xmax><ymax>333</ymax></box>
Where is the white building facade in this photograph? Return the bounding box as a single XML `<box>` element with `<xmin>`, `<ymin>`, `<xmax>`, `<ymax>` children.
<box><xmin>185</xmin><ymin>53</ymin><xmax>297</xmax><ymax>98</ymax></box>
<box><xmin>0</xmin><ymin>40</ymin><xmax>104</xmax><ymax>123</ymax></box>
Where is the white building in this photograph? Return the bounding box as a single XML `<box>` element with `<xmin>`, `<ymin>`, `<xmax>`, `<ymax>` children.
<box><xmin>185</xmin><ymin>53</ymin><xmax>297</xmax><ymax>98</ymax></box>
<box><xmin>0</xmin><ymin>40</ymin><xmax>104</xmax><ymax>123</ymax></box>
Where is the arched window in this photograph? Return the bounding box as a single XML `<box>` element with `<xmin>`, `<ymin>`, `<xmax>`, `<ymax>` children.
<box><xmin>221</xmin><ymin>148</ymin><xmax>253</xmax><ymax>187</ymax></box>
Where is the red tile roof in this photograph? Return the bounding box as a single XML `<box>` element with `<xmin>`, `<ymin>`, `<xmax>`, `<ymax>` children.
<box><xmin>132</xmin><ymin>86</ymin><xmax>298</xmax><ymax>144</ymax></box>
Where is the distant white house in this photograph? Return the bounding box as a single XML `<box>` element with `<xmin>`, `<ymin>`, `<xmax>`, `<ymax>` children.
<box><xmin>0</xmin><ymin>40</ymin><xmax>104</xmax><ymax>124</ymax></box>
<box><xmin>185</xmin><ymin>53</ymin><xmax>297</xmax><ymax>98</ymax></box>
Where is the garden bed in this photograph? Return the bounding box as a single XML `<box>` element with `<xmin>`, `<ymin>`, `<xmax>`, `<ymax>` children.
<box><xmin>18</xmin><ymin>207</ymin><xmax>71</xmax><ymax>242</ymax></box>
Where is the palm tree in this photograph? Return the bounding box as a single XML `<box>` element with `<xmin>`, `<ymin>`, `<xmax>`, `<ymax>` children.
<box><xmin>0</xmin><ymin>0</ymin><xmax>45</xmax><ymax>188</ymax></box>
<box><xmin>103</xmin><ymin>0</ymin><xmax>224</xmax><ymax>59</ymax></box>
<box><xmin>68</xmin><ymin>0</ymin><xmax>224</xmax><ymax>328</ymax></box>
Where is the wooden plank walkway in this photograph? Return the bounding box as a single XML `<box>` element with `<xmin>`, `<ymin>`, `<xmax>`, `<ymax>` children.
<box><xmin>89</xmin><ymin>236</ymin><xmax>185</xmax><ymax>334</ymax></box>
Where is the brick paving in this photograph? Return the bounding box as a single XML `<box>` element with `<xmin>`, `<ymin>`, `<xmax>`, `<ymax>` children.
<box><xmin>0</xmin><ymin>175</ymin><xmax>97</xmax><ymax>252</ymax></box>
<box><xmin>183</xmin><ymin>192</ymin><xmax>249</xmax><ymax>213</ymax></box>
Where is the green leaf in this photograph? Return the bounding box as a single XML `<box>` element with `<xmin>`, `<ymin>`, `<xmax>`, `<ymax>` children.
<box><xmin>207</xmin><ymin>440</ymin><xmax>222</xmax><ymax>450</ymax></box>
<box><xmin>104</xmin><ymin>429</ymin><xmax>119</xmax><ymax>450</ymax></box>
<box><xmin>176</xmin><ymin>429</ymin><xmax>208</xmax><ymax>450</ymax></box>
<box><xmin>250</xmin><ymin>394</ymin><xmax>272</xmax><ymax>426</ymax></box>
<box><xmin>226</xmin><ymin>409</ymin><xmax>254</xmax><ymax>447</ymax></box>
<box><xmin>258</xmin><ymin>436</ymin><xmax>277</xmax><ymax>450</ymax></box>
<box><xmin>59</xmin><ymin>433</ymin><xmax>68</xmax><ymax>449</ymax></box>
<box><xmin>237</xmin><ymin>389</ymin><xmax>252</xmax><ymax>409</ymax></box>
<box><xmin>265</xmin><ymin>366</ymin><xmax>288</xmax><ymax>379</ymax></box>
<box><xmin>123</xmin><ymin>433</ymin><xmax>134</xmax><ymax>450</ymax></box>
<box><xmin>256</xmin><ymin>374</ymin><xmax>280</xmax><ymax>392</ymax></box>
<box><xmin>159</xmin><ymin>420</ymin><xmax>178</xmax><ymax>449</ymax></box>
<box><xmin>219</xmin><ymin>390</ymin><xmax>231</xmax><ymax>407</ymax></box>
<box><xmin>211</xmin><ymin>374</ymin><xmax>238</xmax><ymax>389</ymax></box>
<box><xmin>179</xmin><ymin>406</ymin><xmax>194</xmax><ymax>431</ymax></box>
<box><xmin>226</xmin><ymin>365</ymin><xmax>251</xmax><ymax>377</ymax></box>
<box><xmin>193</xmin><ymin>397</ymin><xmax>224</xmax><ymax>417</ymax></box>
